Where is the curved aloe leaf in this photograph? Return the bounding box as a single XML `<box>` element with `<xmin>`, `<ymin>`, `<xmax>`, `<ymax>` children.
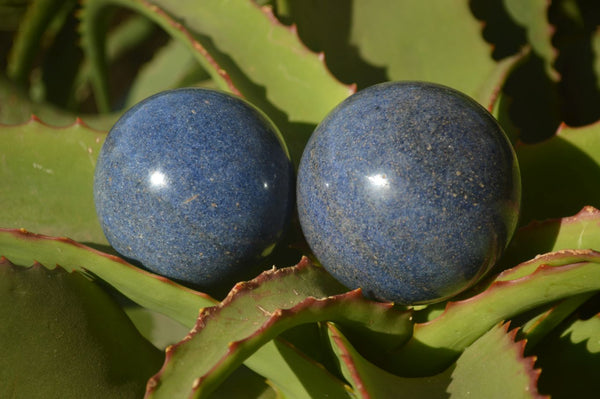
<box><xmin>326</xmin><ymin>322</ymin><xmax>451</xmax><ymax>399</ymax></box>
<box><xmin>0</xmin><ymin>2</ymin><xmax>29</xmax><ymax>30</ymax></box>
<box><xmin>80</xmin><ymin>0</ymin><xmax>353</xmax><ymax>163</ymax></box>
<box><xmin>245</xmin><ymin>337</ymin><xmax>353</xmax><ymax>399</ymax></box>
<box><xmin>533</xmin><ymin>313</ymin><xmax>600</xmax><ymax>398</ymax></box>
<box><xmin>288</xmin><ymin>0</ymin><xmax>519</xmax><ymax>107</ymax></box>
<box><xmin>146</xmin><ymin>258</ymin><xmax>412</xmax><ymax>398</ymax></box>
<box><xmin>0</xmin><ymin>119</ymin><xmax>107</xmax><ymax>244</ymax></box>
<box><xmin>6</xmin><ymin>0</ymin><xmax>76</xmax><ymax>85</ymax></box>
<box><xmin>390</xmin><ymin>249</ymin><xmax>600</xmax><ymax>376</ymax></box>
<box><xmin>0</xmin><ymin>230</ymin><xmax>365</xmax><ymax>398</ymax></box>
<box><xmin>0</xmin><ymin>258</ymin><xmax>163</xmax><ymax>398</ymax></box>
<box><xmin>80</xmin><ymin>0</ymin><xmax>240</xmax><ymax>112</ymax></box>
<box><xmin>500</xmin><ymin>206</ymin><xmax>600</xmax><ymax>270</ymax></box>
<box><xmin>594</xmin><ymin>30</ymin><xmax>600</xmax><ymax>81</ymax></box>
<box><xmin>124</xmin><ymin>38</ymin><xmax>211</xmax><ymax>108</ymax></box>
<box><xmin>124</xmin><ymin>305</ymin><xmax>192</xmax><ymax>350</ymax></box>
<box><xmin>207</xmin><ymin>366</ymin><xmax>278</xmax><ymax>399</ymax></box>
<box><xmin>447</xmin><ymin>322</ymin><xmax>546</xmax><ymax>399</ymax></box>
<box><xmin>516</xmin><ymin>121</ymin><xmax>600</xmax><ymax>224</ymax></box>
<box><xmin>0</xmin><ymin>228</ymin><xmax>214</xmax><ymax>326</ymax></box>
<box><xmin>0</xmin><ymin>75</ymin><xmax>119</xmax><ymax>129</ymax></box>
<box><xmin>516</xmin><ymin>293</ymin><xmax>595</xmax><ymax>352</ymax></box>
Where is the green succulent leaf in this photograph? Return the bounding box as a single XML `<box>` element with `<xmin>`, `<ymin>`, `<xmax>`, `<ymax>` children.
<box><xmin>0</xmin><ymin>119</ymin><xmax>107</xmax><ymax>244</ymax></box>
<box><xmin>0</xmin><ymin>230</ymin><xmax>371</xmax><ymax>398</ymax></box>
<box><xmin>390</xmin><ymin>249</ymin><xmax>600</xmax><ymax>376</ymax></box>
<box><xmin>594</xmin><ymin>29</ymin><xmax>600</xmax><ymax>82</ymax></box>
<box><xmin>80</xmin><ymin>0</ymin><xmax>354</xmax><ymax>163</ymax></box>
<box><xmin>447</xmin><ymin>322</ymin><xmax>546</xmax><ymax>399</ymax></box>
<box><xmin>0</xmin><ymin>75</ymin><xmax>119</xmax><ymax>129</ymax></box>
<box><xmin>0</xmin><ymin>258</ymin><xmax>163</xmax><ymax>398</ymax></box>
<box><xmin>146</xmin><ymin>258</ymin><xmax>412</xmax><ymax>398</ymax></box>
<box><xmin>0</xmin><ymin>228</ymin><xmax>214</xmax><ymax>327</ymax></box>
<box><xmin>206</xmin><ymin>366</ymin><xmax>279</xmax><ymax>399</ymax></box>
<box><xmin>245</xmin><ymin>337</ymin><xmax>353</xmax><ymax>399</ymax></box>
<box><xmin>500</xmin><ymin>206</ymin><xmax>600</xmax><ymax>270</ymax></box>
<box><xmin>124</xmin><ymin>37</ymin><xmax>211</xmax><ymax>108</ymax></box>
<box><xmin>515</xmin><ymin>293</ymin><xmax>595</xmax><ymax>352</ymax></box>
<box><xmin>516</xmin><ymin>121</ymin><xmax>600</xmax><ymax>224</ymax></box>
<box><xmin>0</xmin><ymin>1</ymin><xmax>29</xmax><ymax>30</ymax></box>
<box><xmin>326</xmin><ymin>322</ymin><xmax>452</xmax><ymax>399</ymax></box>
<box><xmin>282</xmin><ymin>0</ymin><xmax>520</xmax><ymax>107</ymax></box>
<box><xmin>6</xmin><ymin>0</ymin><xmax>76</xmax><ymax>85</ymax></box>
<box><xmin>123</xmin><ymin>305</ymin><xmax>192</xmax><ymax>350</ymax></box>
<box><xmin>533</xmin><ymin>313</ymin><xmax>600</xmax><ymax>398</ymax></box>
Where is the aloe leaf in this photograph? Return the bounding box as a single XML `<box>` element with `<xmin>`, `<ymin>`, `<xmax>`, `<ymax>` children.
<box><xmin>516</xmin><ymin>121</ymin><xmax>600</xmax><ymax>224</ymax></box>
<box><xmin>80</xmin><ymin>0</ymin><xmax>353</xmax><ymax>163</ymax></box>
<box><xmin>79</xmin><ymin>0</ymin><xmax>238</xmax><ymax>113</ymax></box>
<box><xmin>533</xmin><ymin>313</ymin><xmax>600</xmax><ymax>398</ymax></box>
<box><xmin>285</xmin><ymin>0</ymin><xmax>518</xmax><ymax>106</ymax></box>
<box><xmin>80</xmin><ymin>13</ymin><xmax>163</xmax><ymax>106</ymax></box>
<box><xmin>0</xmin><ymin>228</ymin><xmax>214</xmax><ymax>326</ymax></box>
<box><xmin>500</xmin><ymin>206</ymin><xmax>600</xmax><ymax>270</ymax></box>
<box><xmin>0</xmin><ymin>2</ymin><xmax>29</xmax><ymax>30</ymax></box>
<box><xmin>326</xmin><ymin>322</ymin><xmax>451</xmax><ymax>399</ymax></box>
<box><xmin>245</xmin><ymin>337</ymin><xmax>353</xmax><ymax>399</ymax></box>
<box><xmin>594</xmin><ymin>29</ymin><xmax>600</xmax><ymax>82</ymax></box>
<box><xmin>39</xmin><ymin>7</ymin><xmax>86</xmax><ymax>109</ymax></box>
<box><xmin>0</xmin><ymin>75</ymin><xmax>119</xmax><ymax>128</ymax></box>
<box><xmin>0</xmin><ymin>230</ymin><xmax>371</xmax><ymax>397</ymax></box>
<box><xmin>146</xmin><ymin>258</ymin><xmax>412</xmax><ymax>398</ymax></box>
<box><xmin>449</xmin><ymin>206</ymin><xmax>600</xmax><ymax>323</ymax></box>
<box><xmin>503</xmin><ymin>0</ymin><xmax>557</xmax><ymax>80</ymax></box>
<box><xmin>516</xmin><ymin>293</ymin><xmax>595</xmax><ymax>352</ymax></box>
<box><xmin>0</xmin><ymin>258</ymin><xmax>163</xmax><ymax>398</ymax></box>
<box><xmin>6</xmin><ymin>0</ymin><xmax>76</xmax><ymax>85</ymax></box>
<box><xmin>207</xmin><ymin>366</ymin><xmax>278</xmax><ymax>399</ymax></box>
<box><xmin>0</xmin><ymin>119</ymin><xmax>109</xmax><ymax>244</ymax></box>
<box><xmin>124</xmin><ymin>305</ymin><xmax>191</xmax><ymax>350</ymax></box>
<box><xmin>271</xmin><ymin>0</ymin><xmax>388</xmax><ymax>90</ymax></box>
<box><xmin>390</xmin><ymin>249</ymin><xmax>600</xmax><ymax>376</ymax></box>
<box><xmin>447</xmin><ymin>322</ymin><xmax>546</xmax><ymax>399</ymax></box>
<box><xmin>150</xmin><ymin>0</ymin><xmax>353</xmax><ymax>123</ymax></box>
<box><xmin>124</xmin><ymin>38</ymin><xmax>210</xmax><ymax>108</ymax></box>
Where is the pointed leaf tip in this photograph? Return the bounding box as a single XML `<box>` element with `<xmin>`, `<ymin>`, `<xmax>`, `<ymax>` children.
<box><xmin>448</xmin><ymin>322</ymin><xmax>548</xmax><ymax>399</ymax></box>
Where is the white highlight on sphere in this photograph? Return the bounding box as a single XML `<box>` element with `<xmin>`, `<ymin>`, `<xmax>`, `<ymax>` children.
<box><xmin>150</xmin><ymin>170</ymin><xmax>167</xmax><ymax>188</ymax></box>
<box><xmin>367</xmin><ymin>173</ymin><xmax>390</xmax><ymax>188</ymax></box>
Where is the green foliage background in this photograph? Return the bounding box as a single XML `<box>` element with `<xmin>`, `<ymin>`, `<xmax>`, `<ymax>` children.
<box><xmin>1</xmin><ymin>1</ymin><xmax>599</xmax><ymax>398</ymax></box>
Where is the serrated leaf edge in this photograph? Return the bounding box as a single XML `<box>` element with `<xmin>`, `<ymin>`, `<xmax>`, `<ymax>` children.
<box><xmin>391</xmin><ymin>249</ymin><xmax>600</xmax><ymax>376</ymax></box>
<box><xmin>257</xmin><ymin>3</ymin><xmax>356</xmax><ymax>96</ymax></box>
<box><xmin>146</xmin><ymin>257</ymin><xmax>408</xmax><ymax>398</ymax></box>
<box><xmin>501</xmin><ymin>322</ymin><xmax>547</xmax><ymax>399</ymax></box>
<box><xmin>516</xmin><ymin>205</ymin><xmax>600</xmax><ymax>234</ymax></box>
<box><xmin>0</xmin><ymin>228</ymin><xmax>213</xmax><ymax>302</ymax></box>
<box><xmin>424</xmin><ymin>249</ymin><xmax>600</xmax><ymax>328</ymax></box>
<box><xmin>326</xmin><ymin>322</ymin><xmax>371</xmax><ymax>399</ymax></box>
<box><xmin>0</xmin><ymin>113</ymin><xmax>106</xmax><ymax>132</ymax></box>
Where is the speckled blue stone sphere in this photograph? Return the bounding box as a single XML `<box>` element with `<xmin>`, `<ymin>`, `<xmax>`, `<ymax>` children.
<box><xmin>297</xmin><ymin>81</ymin><xmax>521</xmax><ymax>305</ymax></box>
<box><xmin>94</xmin><ymin>88</ymin><xmax>294</xmax><ymax>289</ymax></box>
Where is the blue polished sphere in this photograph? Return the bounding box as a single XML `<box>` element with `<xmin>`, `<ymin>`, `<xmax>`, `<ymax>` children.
<box><xmin>297</xmin><ymin>81</ymin><xmax>520</xmax><ymax>305</ymax></box>
<box><xmin>94</xmin><ymin>88</ymin><xmax>294</xmax><ymax>288</ymax></box>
